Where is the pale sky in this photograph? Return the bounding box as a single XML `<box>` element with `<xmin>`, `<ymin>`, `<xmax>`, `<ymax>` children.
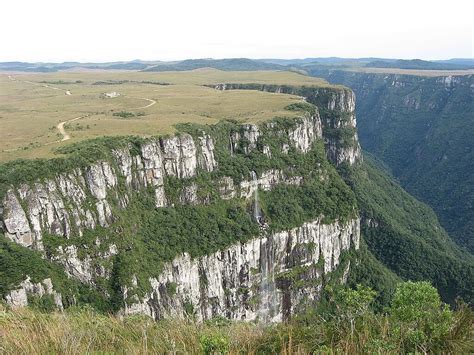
<box><xmin>1</xmin><ymin>0</ymin><xmax>473</xmax><ymax>62</ymax></box>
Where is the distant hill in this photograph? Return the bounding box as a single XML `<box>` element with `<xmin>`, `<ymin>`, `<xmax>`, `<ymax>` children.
<box><xmin>0</xmin><ymin>62</ymin><xmax>60</xmax><ymax>72</ymax></box>
<box><xmin>257</xmin><ymin>58</ymin><xmax>324</xmax><ymax>65</ymax></box>
<box><xmin>105</xmin><ymin>62</ymin><xmax>149</xmax><ymax>70</ymax></box>
<box><xmin>434</xmin><ymin>58</ymin><xmax>474</xmax><ymax>66</ymax></box>
<box><xmin>365</xmin><ymin>59</ymin><xmax>474</xmax><ymax>70</ymax></box>
<box><xmin>143</xmin><ymin>58</ymin><xmax>285</xmax><ymax>72</ymax></box>
<box><xmin>0</xmin><ymin>61</ymin><xmax>157</xmax><ymax>72</ymax></box>
<box><xmin>260</xmin><ymin>57</ymin><xmax>382</xmax><ymax>66</ymax></box>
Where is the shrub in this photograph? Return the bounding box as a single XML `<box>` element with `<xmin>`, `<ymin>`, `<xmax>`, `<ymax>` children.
<box><xmin>199</xmin><ymin>333</ymin><xmax>229</xmax><ymax>354</ymax></box>
<box><xmin>112</xmin><ymin>111</ymin><xmax>145</xmax><ymax>119</ymax></box>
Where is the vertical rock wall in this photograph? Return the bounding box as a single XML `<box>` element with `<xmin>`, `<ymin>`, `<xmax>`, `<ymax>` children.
<box><xmin>123</xmin><ymin>218</ymin><xmax>360</xmax><ymax>322</ymax></box>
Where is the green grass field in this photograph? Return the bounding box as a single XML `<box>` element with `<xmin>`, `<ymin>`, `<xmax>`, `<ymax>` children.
<box><xmin>0</xmin><ymin>69</ymin><xmax>332</xmax><ymax>162</ymax></box>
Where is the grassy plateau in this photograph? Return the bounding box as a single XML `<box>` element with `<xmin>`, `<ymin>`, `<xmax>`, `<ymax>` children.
<box><xmin>0</xmin><ymin>69</ymin><xmax>332</xmax><ymax>162</ymax></box>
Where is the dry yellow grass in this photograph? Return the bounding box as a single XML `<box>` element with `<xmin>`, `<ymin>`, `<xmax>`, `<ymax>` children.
<box><xmin>0</xmin><ymin>69</ymin><xmax>332</xmax><ymax>162</ymax></box>
<box><xmin>0</xmin><ymin>306</ymin><xmax>271</xmax><ymax>354</ymax></box>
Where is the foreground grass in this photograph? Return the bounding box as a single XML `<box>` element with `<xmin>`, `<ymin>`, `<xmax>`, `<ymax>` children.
<box><xmin>0</xmin><ymin>307</ymin><xmax>270</xmax><ymax>354</ymax></box>
<box><xmin>1</xmin><ymin>283</ymin><xmax>473</xmax><ymax>354</ymax></box>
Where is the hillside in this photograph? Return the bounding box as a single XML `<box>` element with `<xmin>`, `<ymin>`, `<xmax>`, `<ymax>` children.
<box><xmin>344</xmin><ymin>157</ymin><xmax>473</xmax><ymax>303</ymax></box>
<box><xmin>304</xmin><ymin>68</ymin><xmax>474</xmax><ymax>253</ymax></box>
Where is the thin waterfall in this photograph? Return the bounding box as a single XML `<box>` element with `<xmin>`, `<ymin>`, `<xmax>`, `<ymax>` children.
<box><xmin>252</xmin><ymin>171</ymin><xmax>261</xmax><ymax>223</ymax></box>
<box><xmin>253</xmin><ymin>171</ymin><xmax>277</xmax><ymax>321</ymax></box>
<box><xmin>259</xmin><ymin>237</ymin><xmax>277</xmax><ymax>322</ymax></box>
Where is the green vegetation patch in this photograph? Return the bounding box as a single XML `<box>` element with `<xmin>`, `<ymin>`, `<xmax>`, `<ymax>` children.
<box><xmin>112</xmin><ymin>111</ymin><xmax>145</xmax><ymax>119</ymax></box>
<box><xmin>0</xmin><ymin>237</ymin><xmax>110</xmax><ymax>311</ymax></box>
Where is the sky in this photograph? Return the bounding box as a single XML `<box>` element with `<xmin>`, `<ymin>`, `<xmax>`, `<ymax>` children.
<box><xmin>1</xmin><ymin>0</ymin><xmax>473</xmax><ymax>62</ymax></box>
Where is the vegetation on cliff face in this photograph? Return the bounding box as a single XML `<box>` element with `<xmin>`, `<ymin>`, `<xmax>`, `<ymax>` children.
<box><xmin>0</xmin><ymin>237</ymin><xmax>110</xmax><ymax>312</ymax></box>
<box><xmin>1</xmin><ymin>112</ymin><xmax>358</xmax><ymax>311</ymax></box>
<box><xmin>1</xmin><ymin>281</ymin><xmax>472</xmax><ymax>354</ymax></box>
<box><xmin>306</xmin><ymin>70</ymin><xmax>474</xmax><ymax>253</ymax></box>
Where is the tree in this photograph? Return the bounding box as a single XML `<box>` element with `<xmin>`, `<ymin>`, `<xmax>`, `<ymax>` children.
<box><xmin>390</xmin><ymin>281</ymin><xmax>453</xmax><ymax>352</ymax></box>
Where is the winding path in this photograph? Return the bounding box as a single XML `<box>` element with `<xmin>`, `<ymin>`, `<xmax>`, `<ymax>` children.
<box><xmin>6</xmin><ymin>75</ymin><xmax>157</xmax><ymax>145</ymax></box>
<box><xmin>45</xmin><ymin>115</ymin><xmax>90</xmax><ymax>145</ymax></box>
<box><xmin>129</xmin><ymin>97</ymin><xmax>157</xmax><ymax>109</ymax></box>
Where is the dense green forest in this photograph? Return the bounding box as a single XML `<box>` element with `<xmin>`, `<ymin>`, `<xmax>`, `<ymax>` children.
<box><xmin>342</xmin><ymin>157</ymin><xmax>474</xmax><ymax>304</ymax></box>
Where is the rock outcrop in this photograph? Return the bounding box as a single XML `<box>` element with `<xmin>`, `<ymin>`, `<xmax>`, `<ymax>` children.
<box><xmin>288</xmin><ymin>115</ymin><xmax>323</xmax><ymax>153</ymax></box>
<box><xmin>5</xmin><ymin>276</ymin><xmax>63</xmax><ymax>310</ymax></box>
<box><xmin>2</xmin><ymin>190</ymin><xmax>34</xmax><ymax>248</ymax></box>
<box><xmin>197</xmin><ymin>134</ymin><xmax>218</xmax><ymax>172</ymax></box>
<box><xmin>239</xmin><ymin>170</ymin><xmax>302</xmax><ymax>199</ymax></box>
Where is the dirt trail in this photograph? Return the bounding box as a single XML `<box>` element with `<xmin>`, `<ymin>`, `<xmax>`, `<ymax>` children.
<box><xmin>5</xmin><ymin>76</ymin><xmax>156</xmax><ymax>147</ymax></box>
<box><xmin>130</xmin><ymin>97</ymin><xmax>157</xmax><ymax>109</ymax></box>
<box><xmin>7</xmin><ymin>75</ymin><xmax>71</xmax><ymax>95</ymax></box>
<box><xmin>45</xmin><ymin>115</ymin><xmax>90</xmax><ymax>145</ymax></box>
<box><xmin>57</xmin><ymin>115</ymin><xmax>89</xmax><ymax>141</ymax></box>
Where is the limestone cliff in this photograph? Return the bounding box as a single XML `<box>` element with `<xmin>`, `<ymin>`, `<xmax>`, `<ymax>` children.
<box><xmin>5</xmin><ymin>276</ymin><xmax>63</xmax><ymax>310</ymax></box>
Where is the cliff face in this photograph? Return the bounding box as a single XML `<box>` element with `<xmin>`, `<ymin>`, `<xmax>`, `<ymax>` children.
<box><xmin>1</xmin><ymin>85</ymin><xmax>362</xmax><ymax>320</ymax></box>
<box><xmin>1</xmin><ymin>133</ymin><xmax>209</xmax><ymax>251</ymax></box>
<box><xmin>123</xmin><ymin>218</ymin><xmax>360</xmax><ymax>322</ymax></box>
<box><xmin>307</xmin><ymin>70</ymin><xmax>474</xmax><ymax>252</ymax></box>
<box><xmin>212</xmin><ymin>83</ymin><xmax>362</xmax><ymax>166</ymax></box>
<box><xmin>5</xmin><ymin>277</ymin><xmax>64</xmax><ymax>310</ymax></box>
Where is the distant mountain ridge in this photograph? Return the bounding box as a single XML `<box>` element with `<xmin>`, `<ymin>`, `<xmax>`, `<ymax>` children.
<box><xmin>2</xmin><ymin>57</ymin><xmax>473</xmax><ymax>72</ymax></box>
<box><xmin>364</xmin><ymin>59</ymin><xmax>474</xmax><ymax>70</ymax></box>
